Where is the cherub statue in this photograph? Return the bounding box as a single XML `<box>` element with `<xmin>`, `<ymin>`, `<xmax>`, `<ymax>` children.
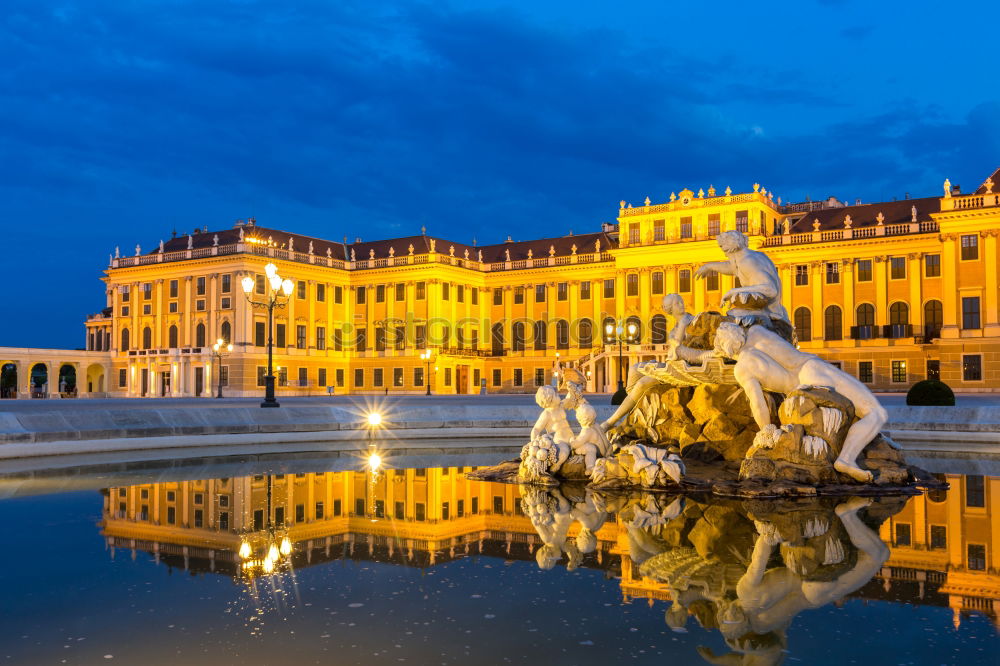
<box><xmin>531</xmin><ymin>385</ymin><xmax>574</xmax><ymax>446</ymax></box>
<box><xmin>571</xmin><ymin>403</ymin><xmax>610</xmax><ymax>474</ymax></box>
<box><xmin>520</xmin><ymin>386</ymin><xmax>573</xmax><ymax>481</ymax></box>
<box><xmin>713</xmin><ymin>322</ymin><xmax>889</xmax><ymax>482</ymax></box>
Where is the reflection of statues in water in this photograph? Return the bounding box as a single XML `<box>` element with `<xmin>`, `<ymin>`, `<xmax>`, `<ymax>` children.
<box><xmin>694</xmin><ymin>231</ymin><xmax>789</xmax><ymax>325</ymax></box>
<box><xmin>522</xmin><ymin>486</ymin><xmax>613</xmax><ymax>571</ymax></box>
<box><xmin>714</xmin><ymin>322</ymin><xmax>889</xmax><ymax>482</ymax></box>
<box><xmin>602</xmin><ymin>294</ymin><xmax>713</xmax><ymax>431</ymax></box>
<box><xmin>699</xmin><ymin>497</ymin><xmax>889</xmax><ymax>666</ymax></box>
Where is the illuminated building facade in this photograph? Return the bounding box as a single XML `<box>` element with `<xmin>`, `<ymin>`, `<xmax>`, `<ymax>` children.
<box><xmin>3</xmin><ymin>167</ymin><xmax>999</xmax><ymax>398</ymax></box>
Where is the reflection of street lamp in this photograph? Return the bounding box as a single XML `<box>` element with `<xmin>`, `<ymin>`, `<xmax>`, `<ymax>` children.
<box><xmin>241</xmin><ymin>263</ymin><xmax>293</xmax><ymax>408</ymax></box>
<box><xmin>420</xmin><ymin>349</ymin><xmax>433</xmax><ymax>395</ymax></box>
<box><xmin>211</xmin><ymin>338</ymin><xmax>233</xmax><ymax>399</ymax></box>
<box><xmin>237</xmin><ymin>474</ymin><xmax>294</xmax><ymax>578</ymax></box>
<box><xmin>605</xmin><ymin>318</ymin><xmax>638</xmax><ymax>405</ymax></box>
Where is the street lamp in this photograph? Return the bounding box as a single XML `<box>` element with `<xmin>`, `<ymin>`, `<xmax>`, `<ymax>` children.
<box><xmin>211</xmin><ymin>338</ymin><xmax>233</xmax><ymax>399</ymax></box>
<box><xmin>241</xmin><ymin>263</ymin><xmax>294</xmax><ymax>408</ymax></box>
<box><xmin>420</xmin><ymin>349</ymin><xmax>433</xmax><ymax>395</ymax></box>
<box><xmin>605</xmin><ymin>318</ymin><xmax>638</xmax><ymax>405</ymax></box>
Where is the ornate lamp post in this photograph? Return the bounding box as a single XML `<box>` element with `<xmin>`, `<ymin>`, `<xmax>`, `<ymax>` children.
<box><xmin>241</xmin><ymin>263</ymin><xmax>293</xmax><ymax>408</ymax></box>
<box><xmin>211</xmin><ymin>338</ymin><xmax>233</xmax><ymax>399</ymax></box>
<box><xmin>420</xmin><ymin>349</ymin><xmax>433</xmax><ymax>395</ymax></box>
<box><xmin>605</xmin><ymin>318</ymin><xmax>638</xmax><ymax>405</ymax></box>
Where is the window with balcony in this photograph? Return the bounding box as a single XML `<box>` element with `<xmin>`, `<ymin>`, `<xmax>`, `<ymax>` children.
<box><xmin>886</xmin><ymin>302</ymin><xmax>910</xmax><ymax>338</ymax></box>
<box><xmin>923</xmin><ymin>300</ymin><xmax>943</xmax><ymax>340</ymax></box>
<box><xmin>852</xmin><ymin>304</ymin><xmax>878</xmax><ymax>340</ymax></box>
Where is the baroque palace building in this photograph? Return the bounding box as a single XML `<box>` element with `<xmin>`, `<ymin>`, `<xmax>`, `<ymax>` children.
<box><xmin>2</xmin><ymin>166</ymin><xmax>999</xmax><ymax>398</ymax></box>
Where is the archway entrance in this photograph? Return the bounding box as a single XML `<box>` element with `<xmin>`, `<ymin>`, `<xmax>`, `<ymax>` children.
<box><xmin>30</xmin><ymin>363</ymin><xmax>48</xmax><ymax>398</ymax></box>
<box><xmin>58</xmin><ymin>364</ymin><xmax>77</xmax><ymax>397</ymax></box>
<box><xmin>86</xmin><ymin>364</ymin><xmax>106</xmax><ymax>395</ymax></box>
<box><xmin>0</xmin><ymin>363</ymin><xmax>16</xmax><ymax>399</ymax></box>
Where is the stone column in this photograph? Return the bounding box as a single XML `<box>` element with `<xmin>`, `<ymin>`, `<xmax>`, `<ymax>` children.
<box><xmin>842</xmin><ymin>259</ymin><xmax>855</xmax><ymax>341</ymax></box>
<box><xmin>940</xmin><ymin>234</ymin><xmax>959</xmax><ymax>338</ymax></box>
<box><xmin>638</xmin><ymin>269</ymin><xmax>651</xmax><ymax>344</ymax></box>
<box><xmin>183</xmin><ymin>276</ymin><xmax>193</xmax><ymax>346</ymax></box>
<box><xmin>208</xmin><ymin>273</ymin><xmax>219</xmax><ymax>345</ymax></box>
<box><xmin>873</xmin><ymin>256</ymin><xmax>888</xmax><ymax>328</ymax></box>
<box><xmin>615</xmin><ymin>271</ymin><xmax>626</xmax><ymax>320</ymax></box>
<box><xmin>810</xmin><ymin>261</ymin><xmax>824</xmax><ymax>342</ymax></box>
<box><xmin>983</xmin><ymin>231</ymin><xmax>1000</xmax><ymax>335</ymax></box>
<box><xmin>908</xmin><ymin>253</ymin><xmax>924</xmax><ymax>335</ymax></box>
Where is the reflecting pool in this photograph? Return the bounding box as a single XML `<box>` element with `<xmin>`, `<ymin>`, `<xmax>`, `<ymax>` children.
<box><xmin>0</xmin><ymin>452</ymin><xmax>996</xmax><ymax>664</ymax></box>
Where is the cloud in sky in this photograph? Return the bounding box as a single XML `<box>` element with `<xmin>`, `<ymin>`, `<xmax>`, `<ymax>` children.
<box><xmin>0</xmin><ymin>0</ymin><xmax>995</xmax><ymax>346</ymax></box>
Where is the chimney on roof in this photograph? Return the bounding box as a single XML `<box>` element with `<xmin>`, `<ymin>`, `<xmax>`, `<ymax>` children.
<box><xmin>248</xmin><ymin>217</ymin><xmax>256</xmax><ymax>226</ymax></box>
<box><xmin>952</xmin><ymin>184</ymin><xmax>961</xmax><ymax>195</ymax></box>
<box><xmin>355</xmin><ymin>237</ymin><xmax>362</xmax><ymax>243</ymax></box>
<box><xmin>855</xmin><ymin>199</ymin><xmax>861</xmax><ymax>206</ymax></box>
<box><xmin>905</xmin><ymin>192</ymin><xmax>910</xmax><ymax>200</ymax></box>
<box><xmin>505</xmin><ymin>236</ymin><xmax>513</xmax><ymax>243</ymax></box>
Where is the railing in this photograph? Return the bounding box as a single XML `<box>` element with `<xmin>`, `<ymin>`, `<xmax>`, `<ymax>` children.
<box><xmin>618</xmin><ymin>191</ymin><xmax>765</xmax><ymax>216</ymax></box>
<box><xmin>849</xmin><ymin>325</ymin><xmax>881</xmax><ymax>340</ymax></box>
<box><xmin>944</xmin><ymin>193</ymin><xmax>1000</xmax><ymax>211</ymax></box>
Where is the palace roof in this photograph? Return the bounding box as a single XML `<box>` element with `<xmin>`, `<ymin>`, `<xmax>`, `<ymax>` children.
<box><xmin>974</xmin><ymin>167</ymin><xmax>1000</xmax><ymax>195</ymax></box>
<box><xmin>788</xmin><ymin>196</ymin><xmax>939</xmax><ymax>233</ymax></box>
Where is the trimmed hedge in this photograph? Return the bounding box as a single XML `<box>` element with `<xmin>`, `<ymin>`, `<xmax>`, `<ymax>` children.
<box><xmin>906</xmin><ymin>379</ymin><xmax>955</xmax><ymax>406</ymax></box>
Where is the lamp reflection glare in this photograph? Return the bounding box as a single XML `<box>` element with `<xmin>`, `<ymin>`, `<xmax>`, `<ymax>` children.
<box><xmin>261</xmin><ymin>557</ymin><xmax>275</xmax><ymax>574</ymax></box>
<box><xmin>368</xmin><ymin>452</ymin><xmax>382</xmax><ymax>471</ymax></box>
<box><xmin>267</xmin><ymin>544</ymin><xmax>279</xmax><ymax>562</ymax></box>
<box><xmin>279</xmin><ymin>537</ymin><xmax>292</xmax><ymax>556</ymax></box>
<box><xmin>239</xmin><ymin>541</ymin><xmax>252</xmax><ymax>559</ymax></box>
<box><xmin>367</xmin><ymin>412</ymin><xmax>382</xmax><ymax>427</ymax></box>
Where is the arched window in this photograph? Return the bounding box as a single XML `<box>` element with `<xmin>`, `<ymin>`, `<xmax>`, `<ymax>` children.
<box><xmin>924</xmin><ymin>300</ymin><xmax>943</xmax><ymax>339</ymax></box>
<box><xmin>888</xmin><ymin>302</ymin><xmax>910</xmax><ymax>338</ymax></box>
<box><xmin>491</xmin><ymin>323</ymin><xmax>504</xmax><ymax>355</ymax></box>
<box><xmin>794</xmin><ymin>307</ymin><xmax>811</xmax><ymax>342</ymax></box>
<box><xmin>853</xmin><ymin>303</ymin><xmax>876</xmax><ymax>339</ymax></box>
<box><xmin>626</xmin><ymin>316</ymin><xmax>642</xmax><ymax>343</ymax></box>
<box><xmin>824</xmin><ymin>305</ymin><xmax>842</xmax><ymax>341</ymax></box>
<box><xmin>533</xmin><ymin>320</ymin><xmax>547</xmax><ymax>351</ymax></box>
<box><xmin>650</xmin><ymin>314</ymin><xmax>668</xmax><ymax>344</ymax></box>
<box><xmin>168</xmin><ymin>325</ymin><xmax>179</xmax><ymax>348</ymax></box>
<box><xmin>512</xmin><ymin>321</ymin><xmax>526</xmax><ymax>352</ymax></box>
<box><xmin>195</xmin><ymin>322</ymin><xmax>206</xmax><ymax>347</ymax></box>
<box><xmin>555</xmin><ymin>320</ymin><xmax>569</xmax><ymax>349</ymax></box>
<box><xmin>221</xmin><ymin>321</ymin><xmax>232</xmax><ymax>345</ymax></box>
<box><xmin>142</xmin><ymin>326</ymin><xmax>152</xmax><ymax>350</ymax></box>
<box><xmin>856</xmin><ymin>303</ymin><xmax>875</xmax><ymax>326</ymax></box>
<box><xmin>577</xmin><ymin>318</ymin><xmax>593</xmax><ymax>347</ymax></box>
<box><xmin>120</xmin><ymin>328</ymin><xmax>130</xmax><ymax>352</ymax></box>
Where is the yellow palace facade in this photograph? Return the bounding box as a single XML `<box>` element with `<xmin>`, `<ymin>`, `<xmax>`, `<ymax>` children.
<box><xmin>41</xmin><ymin>165</ymin><xmax>998</xmax><ymax>398</ymax></box>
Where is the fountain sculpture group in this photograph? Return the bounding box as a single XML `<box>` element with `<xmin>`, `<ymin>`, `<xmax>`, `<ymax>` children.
<box><xmin>474</xmin><ymin>230</ymin><xmax>937</xmax><ymax>498</ymax></box>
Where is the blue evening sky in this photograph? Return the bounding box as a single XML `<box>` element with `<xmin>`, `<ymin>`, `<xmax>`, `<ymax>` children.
<box><xmin>1</xmin><ymin>0</ymin><xmax>996</xmax><ymax>348</ymax></box>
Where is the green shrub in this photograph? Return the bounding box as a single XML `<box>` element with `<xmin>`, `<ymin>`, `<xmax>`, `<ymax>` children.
<box><xmin>906</xmin><ymin>379</ymin><xmax>955</xmax><ymax>406</ymax></box>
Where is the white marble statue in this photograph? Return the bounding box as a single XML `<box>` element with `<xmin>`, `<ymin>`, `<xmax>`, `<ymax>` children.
<box><xmin>570</xmin><ymin>403</ymin><xmax>610</xmax><ymax>473</ymax></box>
<box><xmin>519</xmin><ymin>386</ymin><xmax>574</xmax><ymax>481</ymax></box>
<box><xmin>713</xmin><ymin>322</ymin><xmax>889</xmax><ymax>482</ymax></box>
<box><xmin>695</xmin><ymin>231</ymin><xmax>789</xmax><ymax>324</ymax></box>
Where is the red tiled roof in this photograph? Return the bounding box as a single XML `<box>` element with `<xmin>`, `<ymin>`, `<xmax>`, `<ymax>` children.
<box><xmin>788</xmin><ymin>196</ymin><xmax>939</xmax><ymax>233</ymax></box>
<box><xmin>974</xmin><ymin>167</ymin><xmax>1000</xmax><ymax>195</ymax></box>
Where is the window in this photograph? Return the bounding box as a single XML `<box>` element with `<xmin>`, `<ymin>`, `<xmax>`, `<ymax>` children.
<box><xmin>354</xmin><ymin>368</ymin><xmax>364</xmax><ymax>387</ymax></box>
<box><xmin>274</xmin><ymin>323</ymin><xmax>285</xmax><ymax>348</ymax></box>
<box><xmin>472</xmin><ymin>497</ymin><xmax>479</xmax><ymax>514</ymax></box>
<box><xmin>298</xmin><ymin>367</ymin><xmax>307</xmax><ymax>386</ymax></box>
<box><xmin>794</xmin><ymin>308</ymin><xmax>811</xmax><ymax>342</ymax></box>
<box><xmin>963</xmin><ymin>354</ymin><xmax>982</xmax><ymax>381</ymax></box>
<box><xmin>556</xmin><ymin>320</ymin><xmax>569</xmax><ymax>349</ymax></box>
<box><xmin>535</xmin><ymin>284</ymin><xmax>545</xmax><ymax>302</ymax></box>
<box><xmin>296</xmin><ymin>325</ymin><xmax>306</xmax><ymax>349</ymax></box>
<box><xmin>121</xmin><ymin>285</ymin><xmax>130</xmax><ymax>302</ymax></box>
<box><xmin>316</xmin><ymin>326</ymin><xmax>326</xmax><ymax>350</ymax></box>
<box><xmin>962</xmin><ymin>296</ymin><xmax>981</xmax><ymax>329</ymax></box>
<box><xmin>257</xmin><ymin>366</ymin><xmax>267</xmax><ymax>386</ymax></box>
<box><xmin>471</xmin><ymin>288</ymin><xmax>478</xmax><ymax>305</ymax></box>
<box><xmin>510</xmin><ymin>286</ymin><xmax>524</xmax><ymax>305</ymax></box>
<box><xmin>651</xmin><ymin>272</ymin><xmax>663</xmax><ymax>294</ymax></box>
<box><xmin>255</xmin><ymin>274</ymin><xmax>266</xmax><ymax>294</ymax></box>
<box><xmin>557</xmin><ymin>282</ymin><xmax>568</xmax><ymax>301</ymax></box>
<box><xmin>493</xmin><ymin>496</ymin><xmax>504</xmax><ymax>514</ymax></box>
<box><xmin>887</xmin><ymin>302</ymin><xmax>910</xmax><ymax>338</ymax></box>
<box><xmin>315</xmin><ymin>502</ymin><xmax>324</xmax><ymax>519</ymax></box>
<box><xmin>318</xmin><ymin>368</ymin><xmax>327</xmax><ymax>387</ymax></box>
<box><xmin>457</xmin><ymin>499</ymin><xmax>465</xmax><ymax>517</ymax></box>
<box><xmin>795</xmin><ymin>265</ymin><xmax>809</xmax><ymax>286</ymax></box>
<box><xmin>512</xmin><ymin>322</ymin><xmax>525</xmax><ymax>351</ymax></box>
<box><xmin>651</xmin><ymin>314</ymin><xmax>667</xmax><ymax>344</ymax></box>
<box><xmin>533</xmin><ymin>320</ymin><xmax>547</xmax><ymax>351</ymax></box>
<box><xmin>444</xmin><ymin>368</ymin><xmax>452</xmax><ymax>386</ymax></box>
<box><xmin>679</xmin><ymin>216</ymin><xmax>692</xmax><ymax>239</ymax></box>
<box><xmin>603</xmin><ymin>279</ymin><xmax>615</xmax><ymax>298</ymax></box>
<box><xmin>441</xmin><ymin>502</ymin><xmax>450</xmax><ymax>520</ymax></box>
<box><xmin>578</xmin><ymin>319</ymin><xmax>593</xmax><ymax>347</ymax></box>
<box><xmin>415</xmin><ymin>503</ymin><xmax>425</xmax><ymax>521</ymax></box>
<box><xmin>314</xmin><ymin>283</ymin><xmax>325</xmax><ymax>302</ymax></box>
<box><xmin>296</xmin><ymin>281</ymin><xmax>306</xmax><ymax>299</ymax></box>
<box><xmin>356</xmin><ymin>286</ymin><xmax>366</xmax><ymax>304</ymax></box>
<box><xmin>376</xmin><ymin>284</ymin><xmax>385</xmax><ymax>303</ymax></box>
<box><xmin>930</xmin><ymin>525</ymin><xmax>947</xmax><ymax>549</ymax></box>
<box><xmin>924</xmin><ymin>254</ymin><xmax>940</xmax><ymax>277</ymax></box>
<box><xmin>926</xmin><ymin>359</ymin><xmax>940</xmax><ymax>380</ymax></box>
<box><xmin>856</xmin><ymin>259</ymin><xmax>873</xmax><ymax>282</ymax></box>
<box><xmin>168</xmin><ymin>325</ymin><xmax>178</xmax><ymax>348</ymax></box>
<box><xmin>196</xmin><ymin>276</ymin><xmax>206</xmax><ymax>296</ymax></box>
<box><xmin>395</xmin><ymin>283</ymin><xmax>405</xmax><ymax>301</ymax></box>
<box><xmin>705</xmin><ymin>270</ymin><xmax>719</xmax><ymax>291</ymax></box>
<box><xmin>924</xmin><ymin>300</ymin><xmax>943</xmax><ymax>339</ymax></box>
<box><xmin>167</xmin><ymin>506</ymin><xmax>176</xmax><ymax>524</ymax></box>
<box><xmin>195</xmin><ymin>299</ymin><xmax>206</xmax><ymax>312</ymax></box>
<box><xmin>120</xmin><ymin>305</ymin><xmax>129</xmax><ymax>316</ymax></box>
<box><xmin>493</xmin><ymin>288</ymin><xmax>503</xmax><ymax>305</ymax></box>
<box><xmin>169</xmin><ymin>280</ymin><xmax>178</xmax><ymax>298</ymax></box>
<box><xmin>891</xmin><ymin>360</ymin><xmax>907</xmax><ymax>383</ymax></box>
<box><xmin>678</xmin><ymin>269</ymin><xmax>691</xmax><ymax>293</ymax></box>
<box><xmin>120</xmin><ymin>328</ymin><xmax>130</xmax><ymax>351</ymax></box>
<box><xmin>395</xmin><ymin>325</ymin><xmax>405</xmax><ymax>351</ymax></box>
<box><xmin>394</xmin><ymin>502</ymin><xmax>404</xmax><ymax>520</ymax></box>
<box><xmin>333</xmin><ymin>499</ymin><xmax>342</xmax><ymax>516</ymax></box>
<box><xmin>334</xmin><ymin>285</ymin><xmax>343</xmax><ymax>303</ymax></box>
<box><xmin>414</xmin><ymin>367</ymin><xmax>424</xmax><ymax>386</ymax></box>
<box><xmin>968</xmin><ymin>544</ymin><xmax>986</xmax><ymax>571</ymax></box>
<box><xmin>375</xmin><ymin>327</ymin><xmax>386</xmax><ymax>352</ymax></box>
<box><xmin>142</xmin><ymin>326</ymin><xmax>152</xmax><ymax>349</ymax></box>
<box><xmin>629</xmin><ymin>223</ymin><xmax>640</xmax><ymax>244</ymax></box>
<box><xmin>142</xmin><ymin>283</ymin><xmax>152</xmax><ymax>300</ymax></box>
<box><xmin>143</xmin><ymin>304</ymin><xmax>151</xmax><ymax>315</ymax></box>
<box><xmin>824</xmin><ymin>305</ymin><xmax>842</xmax><ymax>341</ymax></box>
<box><xmin>961</xmin><ymin>234</ymin><xmax>979</xmax><ymax>260</ymax></box>
<box><xmin>626</xmin><ymin>274</ymin><xmax>639</xmax><ymax>296</ymax></box>
<box><xmin>894</xmin><ymin>523</ymin><xmax>911</xmax><ymax>546</ymax></box>
<box><xmin>513</xmin><ymin>368</ymin><xmax>523</xmax><ymax>386</ymax></box>
<box><xmin>890</xmin><ymin>256</ymin><xmax>906</xmax><ymax>279</ymax></box>
<box><xmin>580</xmin><ymin>281</ymin><xmax>591</xmax><ymax>299</ymax></box>
<box><xmin>825</xmin><ymin>262</ymin><xmax>840</xmax><ymax>284</ymax></box>
<box><xmin>393</xmin><ymin>367</ymin><xmax>403</xmax><ymax>387</ymax></box>
<box><xmin>356</xmin><ymin>327</ymin><xmax>367</xmax><ymax>350</ymax></box>
<box><xmin>859</xmin><ymin>361</ymin><xmax>873</xmax><ymax>384</ymax></box>
<box><xmin>416</xmin><ymin>282</ymin><xmax>425</xmax><ymax>299</ymax></box>
<box><xmin>220</xmin><ymin>297</ymin><xmax>231</xmax><ymax>309</ymax></box>
<box><xmin>373</xmin><ymin>369</ymin><xmax>384</xmax><ymax>387</ymax></box>
<box><xmin>707</xmin><ymin>214</ymin><xmax>720</xmax><ymax>237</ymax></box>
<box><xmin>295</xmin><ymin>504</ymin><xmax>305</xmax><ymax>522</ymax></box>
<box><xmin>336</xmin><ymin>369</ymin><xmax>344</xmax><ymax>386</ymax></box>
<box><xmin>653</xmin><ymin>219</ymin><xmax>665</xmax><ymax>241</ymax></box>
<box><xmin>442</xmin><ymin>283</ymin><xmax>450</xmax><ymax>300</ymax></box>
<box><xmin>118</xmin><ymin>368</ymin><xmax>127</xmax><ymax>387</ymax></box>
<box><xmin>735</xmin><ymin>211</ymin><xmax>748</xmax><ymax>233</ymax></box>
<box><xmin>492</xmin><ymin>369</ymin><xmax>501</xmax><ymax>386</ymax></box>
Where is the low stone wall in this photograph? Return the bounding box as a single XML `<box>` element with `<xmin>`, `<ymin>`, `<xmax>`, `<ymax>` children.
<box><xmin>0</xmin><ymin>403</ymin><xmax>997</xmax><ymax>460</ymax></box>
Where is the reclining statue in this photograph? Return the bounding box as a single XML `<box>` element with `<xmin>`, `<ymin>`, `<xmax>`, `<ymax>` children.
<box><xmin>713</xmin><ymin>322</ymin><xmax>888</xmax><ymax>482</ymax></box>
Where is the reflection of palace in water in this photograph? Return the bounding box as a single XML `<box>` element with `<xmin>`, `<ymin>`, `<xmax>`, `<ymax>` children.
<box><xmin>101</xmin><ymin>469</ymin><xmax>999</xmax><ymax>628</ymax></box>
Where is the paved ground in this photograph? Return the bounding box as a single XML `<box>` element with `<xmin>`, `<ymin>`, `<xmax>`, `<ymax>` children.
<box><xmin>0</xmin><ymin>392</ymin><xmax>997</xmax><ymax>412</ymax></box>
